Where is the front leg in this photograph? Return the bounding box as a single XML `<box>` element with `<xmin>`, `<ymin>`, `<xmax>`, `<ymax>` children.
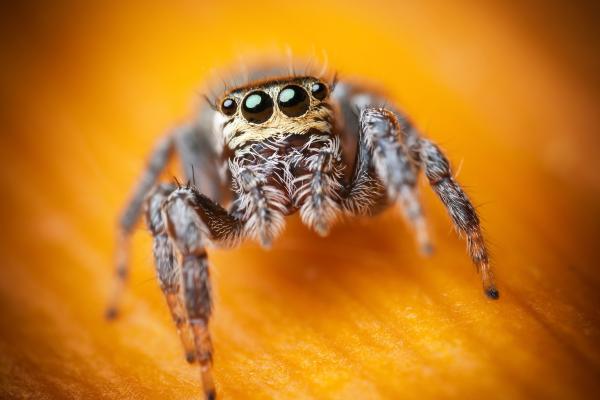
<box><xmin>229</xmin><ymin>157</ymin><xmax>288</xmax><ymax>247</ymax></box>
<box><xmin>159</xmin><ymin>186</ymin><xmax>243</xmax><ymax>400</ymax></box>
<box><xmin>345</xmin><ymin>104</ymin><xmax>497</xmax><ymax>299</ymax></box>
<box><xmin>348</xmin><ymin>107</ymin><xmax>433</xmax><ymax>253</ymax></box>
<box><xmin>145</xmin><ymin>183</ymin><xmax>197</xmax><ymax>363</ymax></box>
<box><xmin>294</xmin><ymin>136</ymin><xmax>344</xmax><ymax>236</ymax></box>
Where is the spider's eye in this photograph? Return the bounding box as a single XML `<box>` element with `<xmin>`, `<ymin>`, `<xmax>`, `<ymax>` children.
<box><xmin>278</xmin><ymin>85</ymin><xmax>309</xmax><ymax>117</ymax></box>
<box><xmin>310</xmin><ymin>82</ymin><xmax>328</xmax><ymax>100</ymax></box>
<box><xmin>221</xmin><ymin>98</ymin><xmax>237</xmax><ymax>116</ymax></box>
<box><xmin>242</xmin><ymin>91</ymin><xmax>274</xmax><ymax>123</ymax></box>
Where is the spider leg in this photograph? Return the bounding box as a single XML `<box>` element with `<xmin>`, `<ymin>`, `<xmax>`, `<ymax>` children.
<box><xmin>162</xmin><ymin>186</ymin><xmax>243</xmax><ymax>400</ymax></box>
<box><xmin>418</xmin><ymin>139</ymin><xmax>498</xmax><ymax>299</ymax></box>
<box><xmin>229</xmin><ymin>160</ymin><xmax>287</xmax><ymax>247</ymax></box>
<box><xmin>106</xmin><ymin>133</ymin><xmax>175</xmax><ymax>319</ymax></box>
<box><xmin>355</xmin><ymin>106</ymin><xmax>433</xmax><ymax>254</ymax></box>
<box><xmin>145</xmin><ymin>183</ymin><xmax>197</xmax><ymax>363</ymax></box>
<box><xmin>176</xmin><ymin>123</ymin><xmax>223</xmax><ymax>202</ymax></box>
<box><xmin>340</xmin><ymin>119</ymin><xmax>387</xmax><ymax>216</ymax></box>
<box><xmin>295</xmin><ymin>136</ymin><xmax>343</xmax><ymax>236</ymax></box>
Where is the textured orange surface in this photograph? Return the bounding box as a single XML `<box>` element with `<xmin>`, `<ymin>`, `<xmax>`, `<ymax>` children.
<box><xmin>1</xmin><ymin>1</ymin><xmax>600</xmax><ymax>399</ymax></box>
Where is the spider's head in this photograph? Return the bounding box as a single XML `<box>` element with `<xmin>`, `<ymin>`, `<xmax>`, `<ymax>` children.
<box><xmin>214</xmin><ymin>76</ymin><xmax>335</xmax><ymax>151</ymax></box>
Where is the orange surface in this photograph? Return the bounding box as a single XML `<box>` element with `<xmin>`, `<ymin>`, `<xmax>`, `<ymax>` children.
<box><xmin>1</xmin><ymin>1</ymin><xmax>600</xmax><ymax>399</ymax></box>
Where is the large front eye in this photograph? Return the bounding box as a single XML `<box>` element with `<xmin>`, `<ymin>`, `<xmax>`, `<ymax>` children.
<box><xmin>242</xmin><ymin>91</ymin><xmax>273</xmax><ymax>123</ymax></box>
<box><xmin>278</xmin><ymin>85</ymin><xmax>309</xmax><ymax>117</ymax></box>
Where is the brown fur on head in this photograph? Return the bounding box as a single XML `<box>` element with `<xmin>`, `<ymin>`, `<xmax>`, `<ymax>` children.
<box><xmin>213</xmin><ymin>76</ymin><xmax>336</xmax><ymax>151</ymax></box>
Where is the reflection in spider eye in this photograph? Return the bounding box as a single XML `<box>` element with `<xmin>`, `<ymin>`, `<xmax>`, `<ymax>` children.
<box><xmin>278</xmin><ymin>85</ymin><xmax>309</xmax><ymax>117</ymax></box>
<box><xmin>221</xmin><ymin>98</ymin><xmax>237</xmax><ymax>116</ymax></box>
<box><xmin>310</xmin><ymin>82</ymin><xmax>328</xmax><ymax>100</ymax></box>
<box><xmin>242</xmin><ymin>91</ymin><xmax>273</xmax><ymax>123</ymax></box>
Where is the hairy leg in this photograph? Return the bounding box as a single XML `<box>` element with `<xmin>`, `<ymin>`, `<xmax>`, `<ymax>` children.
<box><xmin>357</xmin><ymin>107</ymin><xmax>433</xmax><ymax>254</ymax></box>
<box><xmin>145</xmin><ymin>183</ymin><xmax>196</xmax><ymax>363</ymax></box>
<box><xmin>106</xmin><ymin>133</ymin><xmax>175</xmax><ymax>319</ymax></box>
<box><xmin>176</xmin><ymin>124</ymin><xmax>223</xmax><ymax>202</ymax></box>
<box><xmin>162</xmin><ymin>187</ymin><xmax>215</xmax><ymax>399</ymax></box>
<box><xmin>229</xmin><ymin>158</ymin><xmax>287</xmax><ymax>247</ymax></box>
<box><xmin>340</xmin><ymin>120</ymin><xmax>387</xmax><ymax>216</ymax></box>
<box><xmin>418</xmin><ymin>139</ymin><xmax>498</xmax><ymax>299</ymax></box>
<box><xmin>294</xmin><ymin>136</ymin><xmax>343</xmax><ymax>236</ymax></box>
<box><xmin>161</xmin><ymin>185</ymin><xmax>244</xmax><ymax>399</ymax></box>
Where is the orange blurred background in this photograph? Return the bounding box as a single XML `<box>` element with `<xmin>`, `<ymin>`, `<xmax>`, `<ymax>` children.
<box><xmin>1</xmin><ymin>1</ymin><xmax>600</xmax><ymax>399</ymax></box>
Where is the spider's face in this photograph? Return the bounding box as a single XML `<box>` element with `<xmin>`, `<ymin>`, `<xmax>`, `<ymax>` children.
<box><xmin>214</xmin><ymin>76</ymin><xmax>334</xmax><ymax>151</ymax></box>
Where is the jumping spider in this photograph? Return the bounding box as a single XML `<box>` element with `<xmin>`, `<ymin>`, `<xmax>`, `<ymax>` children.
<box><xmin>107</xmin><ymin>66</ymin><xmax>498</xmax><ymax>399</ymax></box>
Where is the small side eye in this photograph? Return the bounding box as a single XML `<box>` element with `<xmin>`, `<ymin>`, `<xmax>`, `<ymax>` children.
<box><xmin>221</xmin><ymin>98</ymin><xmax>237</xmax><ymax>116</ymax></box>
<box><xmin>310</xmin><ymin>82</ymin><xmax>328</xmax><ymax>100</ymax></box>
<box><xmin>278</xmin><ymin>85</ymin><xmax>309</xmax><ymax>117</ymax></box>
<box><xmin>242</xmin><ymin>91</ymin><xmax>274</xmax><ymax>124</ymax></box>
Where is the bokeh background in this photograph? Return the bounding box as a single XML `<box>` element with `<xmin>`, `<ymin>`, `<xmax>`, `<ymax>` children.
<box><xmin>1</xmin><ymin>1</ymin><xmax>600</xmax><ymax>399</ymax></box>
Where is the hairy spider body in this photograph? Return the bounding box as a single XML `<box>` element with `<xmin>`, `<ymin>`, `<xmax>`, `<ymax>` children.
<box><xmin>107</xmin><ymin>66</ymin><xmax>498</xmax><ymax>399</ymax></box>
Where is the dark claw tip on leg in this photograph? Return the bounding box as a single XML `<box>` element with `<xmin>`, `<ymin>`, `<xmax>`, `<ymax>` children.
<box><xmin>206</xmin><ymin>389</ymin><xmax>216</xmax><ymax>400</ymax></box>
<box><xmin>104</xmin><ymin>307</ymin><xmax>119</xmax><ymax>321</ymax></box>
<box><xmin>185</xmin><ymin>351</ymin><xmax>196</xmax><ymax>364</ymax></box>
<box><xmin>485</xmin><ymin>287</ymin><xmax>500</xmax><ymax>300</ymax></box>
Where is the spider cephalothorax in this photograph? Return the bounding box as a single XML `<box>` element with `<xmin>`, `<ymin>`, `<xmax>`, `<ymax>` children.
<box><xmin>212</xmin><ymin>76</ymin><xmax>344</xmax><ymax>245</ymax></box>
<box><xmin>107</xmin><ymin>65</ymin><xmax>499</xmax><ymax>400</ymax></box>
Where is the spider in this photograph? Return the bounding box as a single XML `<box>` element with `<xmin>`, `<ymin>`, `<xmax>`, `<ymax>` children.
<box><xmin>106</xmin><ymin>65</ymin><xmax>498</xmax><ymax>399</ymax></box>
